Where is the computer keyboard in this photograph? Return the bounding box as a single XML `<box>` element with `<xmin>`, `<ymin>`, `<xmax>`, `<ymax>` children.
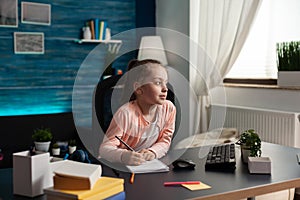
<box><xmin>205</xmin><ymin>143</ymin><xmax>236</xmax><ymax>171</ymax></box>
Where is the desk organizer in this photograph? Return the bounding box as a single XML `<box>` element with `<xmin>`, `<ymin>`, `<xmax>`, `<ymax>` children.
<box><xmin>13</xmin><ymin>151</ymin><xmax>52</xmax><ymax>197</ymax></box>
<box><xmin>248</xmin><ymin>157</ymin><xmax>271</xmax><ymax>174</ymax></box>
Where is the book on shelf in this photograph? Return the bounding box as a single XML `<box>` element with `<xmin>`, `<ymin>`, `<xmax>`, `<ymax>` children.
<box><xmin>87</xmin><ymin>19</ymin><xmax>108</xmax><ymax>41</ymax></box>
<box><xmin>53</xmin><ymin>160</ymin><xmax>102</xmax><ymax>190</ymax></box>
<box><xmin>102</xmin><ymin>21</ymin><xmax>107</xmax><ymax>40</ymax></box>
<box><xmin>126</xmin><ymin>159</ymin><xmax>169</xmax><ymax>174</ymax></box>
<box><xmin>44</xmin><ymin>176</ymin><xmax>124</xmax><ymax>200</ymax></box>
<box><xmin>99</xmin><ymin>21</ymin><xmax>104</xmax><ymax>41</ymax></box>
<box><xmin>89</xmin><ymin>20</ymin><xmax>95</xmax><ymax>40</ymax></box>
<box><xmin>99</xmin><ymin>21</ymin><xmax>107</xmax><ymax>40</ymax></box>
<box><xmin>94</xmin><ymin>18</ymin><xmax>99</xmax><ymax>40</ymax></box>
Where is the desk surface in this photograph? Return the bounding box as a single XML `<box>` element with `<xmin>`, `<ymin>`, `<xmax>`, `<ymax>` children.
<box><xmin>1</xmin><ymin>142</ymin><xmax>300</xmax><ymax>200</ymax></box>
<box><xmin>121</xmin><ymin>142</ymin><xmax>300</xmax><ymax>200</ymax></box>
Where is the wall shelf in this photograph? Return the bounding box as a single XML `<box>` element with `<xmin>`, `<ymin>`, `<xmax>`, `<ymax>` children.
<box><xmin>74</xmin><ymin>39</ymin><xmax>122</xmax><ymax>44</ymax></box>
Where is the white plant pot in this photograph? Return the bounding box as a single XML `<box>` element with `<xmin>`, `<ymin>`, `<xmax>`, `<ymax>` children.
<box><xmin>69</xmin><ymin>146</ymin><xmax>76</xmax><ymax>154</ymax></box>
<box><xmin>278</xmin><ymin>71</ymin><xmax>300</xmax><ymax>87</ymax></box>
<box><xmin>52</xmin><ymin>148</ymin><xmax>60</xmax><ymax>156</ymax></box>
<box><xmin>241</xmin><ymin>147</ymin><xmax>251</xmax><ymax>163</ymax></box>
<box><xmin>34</xmin><ymin>141</ymin><xmax>51</xmax><ymax>152</ymax></box>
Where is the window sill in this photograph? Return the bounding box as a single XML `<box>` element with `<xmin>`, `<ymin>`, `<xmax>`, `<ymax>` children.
<box><xmin>224</xmin><ymin>83</ymin><xmax>300</xmax><ymax>90</ymax></box>
<box><xmin>223</xmin><ymin>79</ymin><xmax>300</xmax><ymax>90</ymax></box>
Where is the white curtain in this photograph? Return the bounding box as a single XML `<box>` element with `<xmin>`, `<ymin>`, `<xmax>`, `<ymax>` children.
<box><xmin>191</xmin><ymin>0</ymin><xmax>262</xmax><ymax>132</ymax></box>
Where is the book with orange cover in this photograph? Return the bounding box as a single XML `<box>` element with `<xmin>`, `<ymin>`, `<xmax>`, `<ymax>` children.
<box><xmin>89</xmin><ymin>20</ymin><xmax>95</xmax><ymax>40</ymax></box>
<box><xmin>53</xmin><ymin>160</ymin><xmax>101</xmax><ymax>190</ymax></box>
<box><xmin>44</xmin><ymin>177</ymin><xmax>124</xmax><ymax>200</ymax></box>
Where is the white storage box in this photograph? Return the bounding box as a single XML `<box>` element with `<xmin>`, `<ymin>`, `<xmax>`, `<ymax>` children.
<box><xmin>248</xmin><ymin>157</ymin><xmax>271</xmax><ymax>174</ymax></box>
<box><xmin>13</xmin><ymin>151</ymin><xmax>52</xmax><ymax>197</ymax></box>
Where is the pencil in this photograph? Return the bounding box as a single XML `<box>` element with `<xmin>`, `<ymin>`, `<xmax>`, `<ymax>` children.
<box><xmin>115</xmin><ymin>136</ymin><xmax>134</xmax><ymax>151</ymax></box>
<box><xmin>114</xmin><ymin>136</ymin><xmax>135</xmax><ymax>184</ymax></box>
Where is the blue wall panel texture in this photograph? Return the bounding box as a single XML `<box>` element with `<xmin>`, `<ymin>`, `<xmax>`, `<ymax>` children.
<box><xmin>0</xmin><ymin>0</ymin><xmax>136</xmax><ymax>120</ymax></box>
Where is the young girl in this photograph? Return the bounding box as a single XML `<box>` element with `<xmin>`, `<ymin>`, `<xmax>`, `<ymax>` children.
<box><xmin>99</xmin><ymin>59</ymin><xmax>176</xmax><ymax>166</ymax></box>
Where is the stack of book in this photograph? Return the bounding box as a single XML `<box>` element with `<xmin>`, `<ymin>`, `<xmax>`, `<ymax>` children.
<box><xmin>44</xmin><ymin>160</ymin><xmax>125</xmax><ymax>200</ymax></box>
<box><xmin>87</xmin><ymin>19</ymin><xmax>108</xmax><ymax>40</ymax></box>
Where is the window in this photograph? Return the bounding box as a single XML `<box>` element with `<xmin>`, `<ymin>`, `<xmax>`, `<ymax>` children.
<box><xmin>226</xmin><ymin>0</ymin><xmax>300</xmax><ymax>79</ymax></box>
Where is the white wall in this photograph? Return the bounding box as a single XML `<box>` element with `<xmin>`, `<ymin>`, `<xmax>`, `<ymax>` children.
<box><xmin>155</xmin><ymin>0</ymin><xmax>193</xmax><ymax>142</ymax></box>
<box><xmin>156</xmin><ymin>0</ymin><xmax>189</xmax><ymax>79</ymax></box>
<box><xmin>211</xmin><ymin>86</ymin><xmax>300</xmax><ymax>113</ymax></box>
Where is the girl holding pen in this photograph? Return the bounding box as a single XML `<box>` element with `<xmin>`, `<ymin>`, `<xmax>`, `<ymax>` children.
<box><xmin>99</xmin><ymin>59</ymin><xmax>176</xmax><ymax>166</ymax></box>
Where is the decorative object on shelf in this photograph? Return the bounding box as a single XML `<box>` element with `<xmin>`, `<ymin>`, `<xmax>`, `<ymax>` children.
<box><xmin>105</xmin><ymin>28</ymin><xmax>111</xmax><ymax>40</ymax></box>
<box><xmin>276</xmin><ymin>41</ymin><xmax>300</xmax><ymax>87</ymax></box>
<box><xmin>52</xmin><ymin>142</ymin><xmax>60</xmax><ymax>156</ymax></box>
<box><xmin>68</xmin><ymin>139</ymin><xmax>77</xmax><ymax>154</ymax></box>
<box><xmin>32</xmin><ymin>127</ymin><xmax>53</xmax><ymax>152</ymax></box>
<box><xmin>82</xmin><ymin>26</ymin><xmax>92</xmax><ymax>40</ymax></box>
<box><xmin>236</xmin><ymin>129</ymin><xmax>261</xmax><ymax>163</ymax></box>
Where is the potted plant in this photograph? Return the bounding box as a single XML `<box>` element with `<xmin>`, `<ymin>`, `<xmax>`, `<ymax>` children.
<box><xmin>236</xmin><ymin>129</ymin><xmax>261</xmax><ymax>163</ymax></box>
<box><xmin>68</xmin><ymin>139</ymin><xmax>77</xmax><ymax>154</ymax></box>
<box><xmin>276</xmin><ymin>41</ymin><xmax>300</xmax><ymax>86</ymax></box>
<box><xmin>52</xmin><ymin>142</ymin><xmax>60</xmax><ymax>156</ymax></box>
<box><xmin>32</xmin><ymin>127</ymin><xmax>53</xmax><ymax>152</ymax></box>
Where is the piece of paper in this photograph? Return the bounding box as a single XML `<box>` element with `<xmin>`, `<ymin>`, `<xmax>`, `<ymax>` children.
<box><xmin>126</xmin><ymin>159</ymin><xmax>169</xmax><ymax>174</ymax></box>
<box><xmin>182</xmin><ymin>182</ymin><xmax>211</xmax><ymax>191</ymax></box>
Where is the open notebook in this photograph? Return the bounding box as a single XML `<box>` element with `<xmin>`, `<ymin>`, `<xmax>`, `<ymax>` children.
<box><xmin>126</xmin><ymin>159</ymin><xmax>169</xmax><ymax>174</ymax></box>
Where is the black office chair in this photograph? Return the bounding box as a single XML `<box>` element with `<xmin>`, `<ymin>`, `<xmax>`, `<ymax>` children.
<box><xmin>92</xmin><ymin>74</ymin><xmax>180</xmax><ymax>135</ymax></box>
<box><xmin>94</xmin><ymin>74</ymin><xmax>123</xmax><ymax>133</ymax></box>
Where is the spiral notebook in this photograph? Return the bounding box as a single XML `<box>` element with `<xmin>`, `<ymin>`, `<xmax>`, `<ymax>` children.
<box><xmin>126</xmin><ymin>159</ymin><xmax>169</xmax><ymax>174</ymax></box>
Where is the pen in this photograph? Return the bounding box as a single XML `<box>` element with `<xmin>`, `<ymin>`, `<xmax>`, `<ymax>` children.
<box><xmin>115</xmin><ymin>136</ymin><xmax>134</xmax><ymax>151</ymax></box>
<box><xmin>130</xmin><ymin>173</ymin><xmax>135</xmax><ymax>184</ymax></box>
<box><xmin>115</xmin><ymin>136</ymin><xmax>135</xmax><ymax>184</ymax></box>
<box><xmin>164</xmin><ymin>181</ymin><xmax>201</xmax><ymax>186</ymax></box>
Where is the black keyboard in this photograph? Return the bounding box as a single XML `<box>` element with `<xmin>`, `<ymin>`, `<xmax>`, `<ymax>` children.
<box><xmin>205</xmin><ymin>143</ymin><xmax>236</xmax><ymax>171</ymax></box>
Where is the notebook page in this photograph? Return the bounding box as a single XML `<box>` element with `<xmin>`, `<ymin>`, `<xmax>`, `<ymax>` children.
<box><xmin>126</xmin><ymin>159</ymin><xmax>169</xmax><ymax>174</ymax></box>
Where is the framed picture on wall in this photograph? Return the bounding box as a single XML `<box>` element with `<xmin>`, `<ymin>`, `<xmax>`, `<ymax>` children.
<box><xmin>21</xmin><ymin>2</ymin><xmax>51</xmax><ymax>25</ymax></box>
<box><xmin>0</xmin><ymin>0</ymin><xmax>18</xmax><ymax>27</ymax></box>
<box><xmin>14</xmin><ymin>32</ymin><xmax>44</xmax><ymax>54</ymax></box>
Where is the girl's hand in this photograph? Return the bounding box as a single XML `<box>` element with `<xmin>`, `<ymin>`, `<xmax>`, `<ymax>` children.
<box><xmin>121</xmin><ymin>151</ymin><xmax>145</xmax><ymax>166</ymax></box>
<box><xmin>139</xmin><ymin>149</ymin><xmax>156</xmax><ymax>161</ymax></box>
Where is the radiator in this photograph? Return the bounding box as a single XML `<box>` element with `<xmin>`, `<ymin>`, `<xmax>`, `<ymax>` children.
<box><xmin>211</xmin><ymin>104</ymin><xmax>300</xmax><ymax>148</ymax></box>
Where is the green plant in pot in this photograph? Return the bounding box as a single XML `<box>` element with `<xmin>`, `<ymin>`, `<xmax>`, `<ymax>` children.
<box><xmin>52</xmin><ymin>142</ymin><xmax>60</xmax><ymax>156</ymax></box>
<box><xmin>276</xmin><ymin>41</ymin><xmax>300</xmax><ymax>86</ymax></box>
<box><xmin>236</xmin><ymin>129</ymin><xmax>261</xmax><ymax>163</ymax></box>
<box><xmin>277</xmin><ymin>41</ymin><xmax>300</xmax><ymax>71</ymax></box>
<box><xmin>32</xmin><ymin>128</ymin><xmax>53</xmax><ymax>152</ymax></box>
<box><xmin>68</xmin><ymin>139</ymin><xmax>77</xmax><ymax>154</ymax></box>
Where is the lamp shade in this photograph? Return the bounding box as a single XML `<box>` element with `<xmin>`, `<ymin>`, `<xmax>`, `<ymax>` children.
<box><xmin>138</xmin><ymin>36</ymin><xmax>168</xmax><ymax>66</ymax></box>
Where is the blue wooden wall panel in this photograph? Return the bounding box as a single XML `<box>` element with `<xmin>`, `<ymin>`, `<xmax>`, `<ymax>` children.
<box><xmin>0</xmin><ymin>0</ymin><xmax>136</xmax><ymax>123</ymax></box>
